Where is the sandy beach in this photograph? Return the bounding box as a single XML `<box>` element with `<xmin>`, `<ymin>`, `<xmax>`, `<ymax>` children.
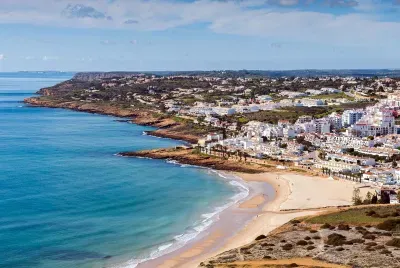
<box><xmin>138</xmin><ymin>171</ymin><xmax>375</xmax><ymax>268</ymax></box>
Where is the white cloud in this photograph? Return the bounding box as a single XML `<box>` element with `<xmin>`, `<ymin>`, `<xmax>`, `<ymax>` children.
<box><xmin>42</xmin><ymin>56</ymin><xmax>59</xmax><ymax>61</ymax></box>
<box><xmin>101</xmin><ymin>40</ymin><xmax>116</xmax><ymax>45</ymax></box>
<box><xmin>0</xmin><ymin>0</ymin><xmax>399</xmax><ymax>47</ymax></box>
<box><xmin>0</xmin><ymin>54</ymin><xmax>4</xmax><ymax>60</ymax></box>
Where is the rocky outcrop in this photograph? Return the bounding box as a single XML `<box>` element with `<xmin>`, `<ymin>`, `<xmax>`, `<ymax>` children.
<box><xmin>119</xmin><ymin>148</ymin><xmax>272</xmax><ymax>174</ymax></box>
<box><xmin>24</xmin><ymin>97</ymin><xmax>202</xmax><ymax>143</ymax></box>
<box><xmin>24</xmin><ymin>97</ymin><xmax>137</xmax><ymax>117</ymax></box>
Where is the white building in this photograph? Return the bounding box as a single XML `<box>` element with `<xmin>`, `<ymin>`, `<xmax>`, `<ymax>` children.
<box><xmin>213</xmin><ymin>107</ymin><xmax>236</xmax><ymax>116</ymax></box>
<box><xmin>342</xmin><ymin>110</ymin><xmax>365</xmax><ymax>127</ymax></box>
<box><xmin>328</xmin><ymin>112</ymin><xmax>343</xmax><ymax>129</ymax></box>
<box><xmin>315</xmin><ymin>160</ymin><xmax>361</xmax><ymax>173</ymax></box>
<box><xmin>321</xmin><ymin>87</ymin><xmax>340</xmax><ymax>94</ymax></box>
<box><xmin>257</xmin><ymin>95</ymin><xmax>273</xmax><ymax>102</ymax></box>
<box><xmin>296</xmin><ymin>121</ymin><xmax>316</xmax><ymax>133</ymax></box>
<box><xmin>300</xmin><ymin>98</ymin><xmax>324</xmax><ymax>107</ymax></box>
<box><xmin>296</xmin><ymin>115</ymin><xmax>313</xmax><ymax>124</ymax></box>
<box><xmin>206</xmin><ymin>133</ymin><xmax>223</xmax><ymax>141</ymax></box>
<box><xmin>349</xmin><ymin>109</ymin><xmax>395</xmax><ymax>137</ymax></box>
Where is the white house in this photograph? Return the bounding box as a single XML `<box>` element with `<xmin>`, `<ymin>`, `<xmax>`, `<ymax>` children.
<box><xmin>315</xmin><ymin>160</ymin><xmax>361</xmax><ymax>173</ymax></box>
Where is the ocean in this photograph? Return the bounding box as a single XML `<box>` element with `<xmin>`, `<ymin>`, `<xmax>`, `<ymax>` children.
<box><xmin>0</xmin><ymin>73</ymin><xmax>247</xmax><ymax>268</ymax></box>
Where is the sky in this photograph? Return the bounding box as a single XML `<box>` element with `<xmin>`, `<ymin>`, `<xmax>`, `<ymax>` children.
<box><xmin>1</xmin><ymin>0</ymin><xmax>400</xmax><ymax>71</ymax></box>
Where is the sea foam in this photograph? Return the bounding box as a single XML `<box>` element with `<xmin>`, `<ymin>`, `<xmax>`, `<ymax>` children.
<box><xmin>112</xmin><ymin>164</ymin><xmax>250</xmax><ymax>268</ymax></box>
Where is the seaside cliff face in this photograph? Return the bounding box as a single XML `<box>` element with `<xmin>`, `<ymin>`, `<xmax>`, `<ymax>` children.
<box><xmin>24</xmin><ymin>97</ymin><xmax>201</xmax><ymax>143</ymax></box>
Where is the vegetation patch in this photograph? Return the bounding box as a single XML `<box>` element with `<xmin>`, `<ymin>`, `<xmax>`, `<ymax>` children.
<box><xmin>326</xmin><ymin>233</ymin><xmax>347</xmax><ymax>246</ymax></box>
<box><xmin>376</xmin><ymin>219</ymin><xmax>400</xmax><ymax>231</ymax></box>
<box><xmin>255</xmin><ymin>234</ymin><xmax>267</xmax><ymax>241</ymax></box>
<box><xmin>307</xmin><ymin>205</ymin><xmax>400</xmax><ymax>225</ymax></box>
<box><xmin>281</xmin><ymin>244</ymin><xmax>293</xmax><ymax>250</ymax></box>
<box><xmin>362</xmin><ymin>233</ymin><xmax>376</xmax><ymax>240</ymax></box>
<box><xmin>386</xmin><ymin>238</ymin><xmax>400</xmax><ymax>248</ymax></box>
<box><xmin>296</xmin><ymin>240</ymin><xmax>308</xmax><ymax>246</ymax></box>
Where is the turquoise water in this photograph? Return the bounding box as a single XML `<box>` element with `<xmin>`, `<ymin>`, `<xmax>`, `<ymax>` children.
<box><xmin>0</xmin><ymin>73</ymin><xmax>241</xmax><ymax>268</ymax></box>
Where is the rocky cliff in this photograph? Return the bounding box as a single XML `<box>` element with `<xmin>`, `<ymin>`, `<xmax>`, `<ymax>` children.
<box><xmin>24</xmin><ymin>97</ymin><xmax>203</xmax><ymax>143</ymax></box>
<box><xmin>72</xmin><ymin>72</ymin><xmax>143</xmax><ymax>81</ymax></box>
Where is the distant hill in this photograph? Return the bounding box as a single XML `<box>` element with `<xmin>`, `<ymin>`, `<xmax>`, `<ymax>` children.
<box><xmin>71</xmin><ymin>69</ymin><xmax>400</xmax><ymax>81</ymax></box>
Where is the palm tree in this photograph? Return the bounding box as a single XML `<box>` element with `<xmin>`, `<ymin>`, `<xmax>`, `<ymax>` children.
<box><xmin>222</xmin><ymin>146</ymin><xmax>228</xmax><ymax>159</ymax></box>
<box><xmin>215</xmin><ymin>144</ymin><xmax>222</xmax><ymax>157</ymax></box>
<box><xmin>244</xmin><ymin>152</ymin><xmax>249</xmax><ymax>162</ymax></box>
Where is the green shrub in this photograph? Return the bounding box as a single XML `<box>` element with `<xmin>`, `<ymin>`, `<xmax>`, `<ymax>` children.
<box><xmin>362</xmin><ymin>233</ymin><xmax>376</xmax><ymax>240</ymax></box>
<box><xmin>377</xmin><ymin>219</ymin><xmax>400</xmax><ymax>231</ymax></box>
<box><xmin>386</xmin><ymin>238</ymin><xmax>400</xmax><ymax>248</ymax></box>
<box><xmin>326</xmin><ymin>233</ymin><xmax>347</xmax><ymax>246</ymax></box>
<box><xmin>255</xmin><ymin>234</ymin><xmax>267</xmax><ymax>241</ymax></box>
<box><xmin>320</xmin><ymin>223</ymin><xmax>332</xmax><ymax>229</ymax></box>
<box><xmin>296</xmin><ymin>240</ymin><xmax>308</xmax><ymax>246</ymax></box>
<box><xmin>281</xmin><ymin>244</ymin><xmax>293</xmax><ymax>250</ymax></box>
<box><xmin>338</xmin><ymin>224</ymin><xmax>350</xmax><ymax>230</ymax></box>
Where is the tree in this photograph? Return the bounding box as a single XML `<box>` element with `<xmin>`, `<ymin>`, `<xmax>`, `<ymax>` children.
<box><xmin>250</xmin><ymin>89</ymin><xmax>256</xmax><ymax>100</ymax></box>
<box><xmin>380</xmin><ymin>191</ymin><xmax>390</xmax><ymax>204</ymax></box>
<box><xmin>352</xmin><ymin>188</ymin><xmax>363</xmax><ymax>205</ymax></box>
<box><xmin>393</xmin><ymin>160</ymin><xmax>398</xmax><ymax>168</ymax></box>
<box><xmin>364</xmin><ymin>191</ymin><xmax>373</xmax><ymax>204</ymax></box>
<box><xmin>222</xmin><ymin>127</ymin><xmax>227</xmax><ymax>139</ymax></box>
<box><xmin>237</xmin><ymin>150</ymin><xmax>243</xmax><ymax>161</ymax></box>
<box><xmin>222</xmin><ymin>146</ymin><xmax>227</xmax><ymax>158</ymax></box>
<box><xmin>244</xmin><ymin>152</ymin><xmax>249</xmax><ymax>162</ymax></box>
<box><xmin>371</xmin><ymin>194</ymin><xmax>378</xmax><ymax>204</ymax></box>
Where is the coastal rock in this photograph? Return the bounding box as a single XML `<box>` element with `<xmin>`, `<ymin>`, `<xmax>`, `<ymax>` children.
<box><xmin>119</xmin><ymin>147</ymin><xmax>274</xmax><ymax>174</ymax></box>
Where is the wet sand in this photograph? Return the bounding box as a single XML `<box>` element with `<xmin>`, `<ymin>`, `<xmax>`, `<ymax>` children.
<box><xmin>138</xmin><ymin>172</ymin><xmax>374</xmax><ymax>268</ymax></box>
<box><xmin>239</xmin><ymin>194</ymin><xmax>266</xmax><ymax>209</ymax></box>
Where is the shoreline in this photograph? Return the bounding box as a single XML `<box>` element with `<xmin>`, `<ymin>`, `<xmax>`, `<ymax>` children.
<box><xmin>134</xmin><ymin>170</ymin><xmax>274</xmax><ymax>268</ymax></box>
<box><xmin>136</xmin><ymin>171</ymin><xmax>375</xmax><ymax>268</ymax></box>
<box><xmin>23</xmin><ymin>97</ymin><xmax>376</xmax><ymax>268</ymax></box>
<box><xmin>139</xmin><ymin>171</ymin><xmax>292</xmax><ymax>268</ymax></box>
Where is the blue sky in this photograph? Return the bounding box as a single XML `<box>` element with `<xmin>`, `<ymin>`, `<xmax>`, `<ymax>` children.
<box><xmin>1</xmin><ymin>0</ymin><xmax>400</xmax><ymax>71</ymax></box>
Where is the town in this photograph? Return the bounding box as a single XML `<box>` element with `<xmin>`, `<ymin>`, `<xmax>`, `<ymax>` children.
<box><xmin>34</xmin><ymin>72</ymin><xmax>400</xmax><ymax>202</ymax></box>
